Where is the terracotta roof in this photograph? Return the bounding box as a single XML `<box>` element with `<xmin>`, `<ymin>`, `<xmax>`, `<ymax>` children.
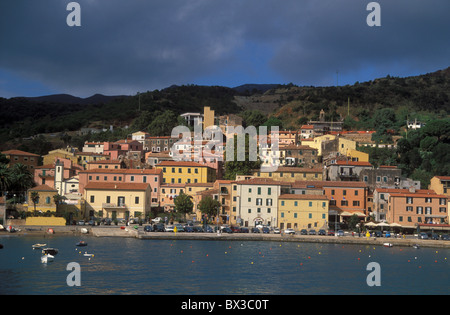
<box><xmin>29</xmin><ymin>184</ymin><xmax>58</xmax><ymax>192</ymax></box>
<box><xmin>332</xmin><ymin>161</ymin><xmax>372</xmax><ymax>166</ymax></box>
<box><xmin>87</xmin><ymin>159</ymin><xmax>121</xmax><ymax>164</ymax></box>
<box><xmin>233</xmin><ymin>178</ymin><xmax>292</xmax><ymax>186</ymax></box>
<box><xmin>156</xmin><ymin>161</ymin><xmax>211</xmax><ymax>168</ymax></box>
<box><xmin>2</xmin><ymin>150</ymin><xmax>40</xmax><ymax>157</ymax></box>
<box><xmin>435</xmin><ymin>176</ymin><xmax>450</xmax><ymax>181</ymax></box>
<box><xmin>279</xmin><ymin>144</ymin><xmax>317</xmax><ymax>150</ymax></box>
<box><xmin>84</xmin><ymin>182</ymin><xmax>150</xmax><ymax>191</ymax></box>
<box><xmin>263</xmin><ymin>167</ymin><xmax>323</xmax><ymax>173</ymax></box>
<box><xmin>79</xmin><ymin>168</ymin><xmax>162</xmax><ymax>174</ymax></box>
<box><xmin>279</xmin><ymin>194</ymin><xmax>328</xmax><ymax>200</ymax></box>
<box><xmin>390</xmin><ymin>193</ymin><xmax>447</xmax><ymax>199</ymax></box>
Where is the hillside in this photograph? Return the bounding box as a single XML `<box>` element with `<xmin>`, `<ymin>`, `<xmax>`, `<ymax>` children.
<box><xmin>0</xmin><ymin>67</ymin><xmax>449</xmax><ymax>151</ymax></box>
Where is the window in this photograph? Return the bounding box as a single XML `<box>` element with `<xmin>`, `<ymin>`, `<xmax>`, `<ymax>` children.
<box><xmin>341</xmin><ymin>200</ymin><xmax>348</xmax><ymax>206</ymax></box>
<box><xmin>281</xmin><ymin>212</ymin><xmax>284</xmax><ymax>218</ymax></box>
<box><xmin>309</xmin><ymin>201</ymin><xmax>312</xmax><ymax>207</ymax></box>
<box><xmin>135</xmin><ymin>197</ymin><xmax>140</xmax><ymax>204</ymax></box>
<box><xmin>257</xmin><ymin>208</ymin><xmax>261</xmax><ymax>213</ymax></box>
<box><xmin>416</xmin><ymin>207</ymin><xmax>423</xmax><ymax>214</ymax></box>
<box><xmin>425</xmin><ymin>197</ymin><xmax>432</xmax><ymax>203</ymax></box>
<box><xmin>248</xmin><ymin>209</ymin><xmax>252</xmax><ymax>213</ymax></box>
<box><xmin>281</xmin><ymin>201</ymin><xmax>285</xmax><ymax>206</ymax></box>
<box><xmin>425</xmin><ymin>207</ymin><xmax>432</xmax><ymax>215</ymax></box>
<box><xmin>90</xmin><ymin>195</ymin><xmax>95</xmax><ymax>203</ymax></box>
<box><xmin>343</xmin><ymin>190</ymin><xmax>347</xmax><ymax>196</ymax></box>
<box><xmin>406</xmin><ymin>206</ymin><xmax>413</xmax><ymax>212</ymax></box>
<box><xmin>268</xmin><ymin>187</ymin><xmax>271</xmax><ymax>195</ymax></box>
<box><xmin>354</xmin><ymin>190</ymin><xmax>358</xmax><ymax>196</ymax></box>
<box><xmin>266</xmin><ymin>198</ymin><xmax>273</xmax><ymax>206</ymax></box>
<box><xmin>294</xmin><ymin>201</ymin><xmax>298</xmax><ymax>206</ymax></box>
<box><xmin>130</xmin><ymin>176</ymin><xmax>135</xmax><ymax>182</ymax></box>
<box><xmin>188</xmin><ymin>168</ymin><xmax>191</xmax><ymax>173</ymax></box>
<box><xmin>309</xmin><ymin>213</ymin><xmax>312</xmax><ymax>219</ymax></box>
<box><xmin>256</xmin><ymin>198</ymin><xmax>262</xmax><ymax>205</ymax></box>
<box><xmin>257</xmin><ymin>187</ymin><xmax>261</xmax><ymax>195</ymax></box>
<box><xmin>406</xmin><ymin>197</ymin><xmax>413</xmax><ymax>204</ymax></box>
<box><xmin>195</xmin><ymin>168</ymin><xmax>198</xmax><ymax>174</ymax></box>
<box><xmin>106</xmin><ymin>196</ymin><xmax>110</xmax><ymax>203</ymax></box>
<box><xmin>178</xmin><ymin>168</ymin><xmax>182</xmax><ymax>173</ymax></box>
<box><xmin>399</xmin><ymin>216</ymin><xmax>403</xmax><ymax>222</ymax></box>
<box><xmin>172</xmin><ymin>168</ymin><xmax>175</xmax><ymax>173</ymax></box>
<box><xmin>294</xmin><ymin>213</ymin><xmax>297</xmax><ymax>218</ymax></box>
<box><xmin>353</xmin><ymin>201</ymin><xmax>360</xmax><ymax>206</ymax></box>
<box><xmin>331</xmin><ymin>190</ymin><xmax>335</xmax><ymax>195</ymax></box>
<box><xmin>143</xmin><ymin>176</ymin><xmax>147</xmax><ymax>183</ymax></box>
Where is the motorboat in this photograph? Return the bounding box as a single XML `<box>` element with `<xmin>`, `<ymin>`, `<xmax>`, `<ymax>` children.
<box><xmin>80</xmin><ymin>228</ymin><xmax>88</xmax><ymax>234</ymax></box>
<box><xmin>76</xmin><ymin>241</ymin><xmax>87</xmax><ymax>247</ymax></box>
<box><xmin>42</xmin><ymin>248</ymin><xmax>59</xmax><ymax>256</ymax></box>
<box><xmin>383</xmin><ymin>243</ymin><xmax>393</xmax><ymax>247</ymax></box>
<box><xmin>41</xmin><ymin>254</ymin><xmax>54</xmax><ymax>263</ymax></box>
<box><xmin>83</xmin><ymin>252</ymin><xmax>94</xmax><ymax>257</ymax></box>
<box><xmin>412</xmin><ymin>244</ymin><xmax>420</xmax><ymax>249</ymax></box>
<box><xmin>32</xmin><ymin>244</ymin><xmax>47</xmax><ymax>249</ymax></box>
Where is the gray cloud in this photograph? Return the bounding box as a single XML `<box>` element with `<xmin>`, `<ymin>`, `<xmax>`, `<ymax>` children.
<box><xmin>0</xmin><ymin>0</ymin><xmax>449</xmax><ymax>97</ymax></box>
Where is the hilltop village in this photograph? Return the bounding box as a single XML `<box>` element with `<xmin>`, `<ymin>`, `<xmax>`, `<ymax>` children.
<box><xmin>1</xmin><ymin>106</ymin><xmax>449</xmax><ymax>235</ymax></box>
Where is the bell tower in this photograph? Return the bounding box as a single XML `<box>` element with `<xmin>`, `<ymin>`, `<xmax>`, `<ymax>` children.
<box><xmin>54</xmin><ymin>159</ymin><xmax>64</xmax><ymax>196</ymax></box>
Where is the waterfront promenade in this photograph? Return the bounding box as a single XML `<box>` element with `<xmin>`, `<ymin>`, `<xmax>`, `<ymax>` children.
<box><xmin>6</xmin><ymin>225</ymin><xmax>450</xmax><ymax>249</ymax></box>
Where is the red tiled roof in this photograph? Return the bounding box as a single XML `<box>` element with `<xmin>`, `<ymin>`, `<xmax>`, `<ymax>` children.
<box><xmin>279</xmin><ymin>194</ymin><xmax>328</xmax><ymax>200</ymax></box>
<box><xmin>2</xmin><ymin>150</ymin><xmax>40</xmax><ymax>157</ymax></box>
<box><xmin>79</xmin><ymin>168</ymin><xmax>162</xmax><ymax>174</ymax></box>
<box><xmin>84</xmin><ymin>182</ymin><xmax>150</xmax><ymax>191</ymax></box>
<box><xmin>156</xmin><ymin>161</ymin><xmax>211</xmax><ymax>168</ymax></box>
<box><xmin>29</xmin><ymin>184</ymin><xmax>58</xmax><ymax>192</ymax></box>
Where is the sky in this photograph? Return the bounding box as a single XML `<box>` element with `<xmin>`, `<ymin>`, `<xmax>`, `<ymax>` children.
<box><xmin>0</xmin><ymin>0</ymin><xmax>449</xmax><ymax>98</ymax></box>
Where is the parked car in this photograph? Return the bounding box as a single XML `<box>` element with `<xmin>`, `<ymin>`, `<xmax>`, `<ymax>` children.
<box><xmin>193</xmin><ymin>226</ymin><xmax>204</xmax><ymax>233</ymax></box>
<box><xmin>262</xmin><ymin>227</ymin><xmax>270</xmax><ymax>234</ymax></box>
<box><xmin>309</xmin><ymin>229</ymin><xmax>316</xmax><ymax>235</ymax></box>
<box><xmin>284</xmin><ymin>228</ymin><xmax>295</xmax><ymax>235</ymax></box>
<box><xmin>273</xmin><ymin>228</ymin><xmax>280</xmax><ymax>234</ymax></box>
<box><xmin>144</xmin><ymin>225</ymin><xmax>153</xmax><ymax>232</ymax></box>
<box><xmin>174</xmin><ymin>224</ymin><xmax>185</xmax><ymax>232</ymax></box>
<box><xmin>165</xmin><ymin>225</ymin><xmax>175</xmax><ymax>232</ymax></box>
<box><xmin>374</xmin><ymin>231</ymin><xmax>382</xmax><ymax>237</ymax></box>
<box><xmin>251</xmin><ymin>227</ymin><xmax>260</xmax><ymax>233</ymax></box>
<box><xmin>430</xmin><ymin>233</ymin><xmax>440</xmax><ymax>240</ymax></box>
<box><xmin>231</xmin><ymin>226</ymin><xmax>241</xmax><ymax>233</ymax></box>
<box><xmin>300</xmin><ymin>229</ymin><xmax>308</xmax><ymax>235</ymax></box>
<box><xmin>318</xmin><ymin>229</ymin><xmax>326</xmax><ymax>236</ymax></box>
<box><xmin>153</xmin><ymin>223</ymin><xmax>165</xmax><ymax>232</ymax></box>
<box><xmin>337</xmin><ymin>230</ymin><xmax>344</xmax><ymax>237</ymax></box>
<box><xmin>239</xmin><ymin>227</ymin><xmax>249</xmax><ymax>233</ymax></box>
<box><xmin>418</xmin><ymin>232</ymin><xmax>428</xmax><ymax>239</ymax></box>
<box><xmin>441</xmin><ymin>234</ymin><xmax>450</xmax><ymax>241</ymax></box>
<box><xmin>103</xmin><ymin>218</ymin><xmax>112</xmax><ymax>225</ymax></box>
<box><xmin>204</xmin><ymin>226</ymin><xmax>214</xmax><ymax>233</ymax></box>
<box><xmin>384</xmin><ymin>231</ymin><xmax>391</xmax><ymax>238</ymax></box>
<box><xmin>327</xmin><ymin>230</ymin><xmax>335</xmax><ymax>236</ymax></box>
<box><xmin>184</xmin><ymin>226</ymin><xmax>194</xmax><ymax>233</ymax></box>
<box><xmin>151</xmin><ymin>217</ymin><xmax>162</xmax><ymax>223</ymax></box>
<box><xmin>78</xmin><ymin>220</ymin><xmax>85</xmax><ymax>226</ymax></box>
<box><xmin>222</xmin><ymin>227</ymin><xmax>233</xmax><ymax>234</ymax></box>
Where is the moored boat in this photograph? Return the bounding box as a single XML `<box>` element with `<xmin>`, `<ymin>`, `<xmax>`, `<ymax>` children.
<box><xmin>32</xmin><ymin>243</ymin><xmax>47</xmax><ymax>249</ymax></box>
<box><xmin>76</xmin><ymin>241</ymin><xmax>87</xmax><ymax>246</ymax></box>
<box><xmin>383</xmin><ymin>243</ymin><xmax>393</xmax><ymax>247</ymax></box>
<box><xmin>41</xmin><ymin>254</ymin><xmax>54</xmax><ymax>263</ymax></box>
<box><xmin>42</xmin><ymin>248</ymin><xmax>58</xmax><ymax>256</ymax></box>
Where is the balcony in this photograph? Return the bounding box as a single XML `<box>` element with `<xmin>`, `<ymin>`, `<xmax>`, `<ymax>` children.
<box><xmin>102</xmin><ymin>203</ymin><xmax>127</xmax><ymax>209</ymax></box>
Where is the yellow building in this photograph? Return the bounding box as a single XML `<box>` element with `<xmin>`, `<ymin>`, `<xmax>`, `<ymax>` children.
<box><xmin>278</xmin><ymin>194</ymin><xmax>329</xmax><ymax>230</ymax></box>
<box><xmin>306</xmin><ymin>134</ymin><xmax>356</xmax><ymax>157</ymax></box>
<box><xmin>203</xmin><ymin>106</ymin><xmax>215</xmax><ymax>130</ymax></box>
<box><xmin>251</xmin><ymin>167</ymin><xmax>323</xmax><ymax>182</ymax></box>
<box><xmin>155</xmin><ymin>161</ymin><xmax>216</xmax><ymax>185</ymax></box>
<box><xmin>43</xmin><ymin>149</ymin><xmax>78</xmax><ymax>166</ymax></box>
<box><xmin>75</xmin><ymin>152</ymin><xmax>110</xmax><ymax>169</ymax></box>
<box><xmin>84</xmin><ymin>182</ymin><xmax>152</xmax><ymax>220</ymax></box>
<box><xmin>346</xmin><ymin>149</ymin><xmax>369</xmax><ymax>162</ymax></box>
<box><xmin>429</xmin><ymin>176</ymin><xmax>450</xmax><ymax>196</ymax></box>
<box><xmin>26</xmin><ymin>184</ymin><xmax>58</xmax><ymax>213</ymax></box>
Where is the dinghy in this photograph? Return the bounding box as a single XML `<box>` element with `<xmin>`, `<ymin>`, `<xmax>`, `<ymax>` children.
<box><xmin>41</xmin><ymin>254</ymin><xmax>54</xmax><ymax>263</ymax></box>
<box><xmin>32</xmin><ymin>244</ymin><xmax>47</xmax><ymax>249</ymax></box>
<box><xmin>42</xmin><ymin>248</ymin><xmax>59</xmax><ymax>256</ymax></box>
<box><xmin>383</xmin><ymin>243</ymin><xmax>393</xmax><ymax>247</ymax></box>
<box><xmin>76</xmin><ymin>241</ymin><xmax>87</xmax><ymax>246</ymax></box>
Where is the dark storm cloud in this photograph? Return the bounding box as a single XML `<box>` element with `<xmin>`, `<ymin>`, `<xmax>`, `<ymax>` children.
<box><xmin>0</xmin><ymin>0</ymin><xmax>449</xmax><ymax>97</ymax></box>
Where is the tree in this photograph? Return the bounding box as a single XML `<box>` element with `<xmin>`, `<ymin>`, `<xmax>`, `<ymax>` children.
<box><xmin>198</xmin><ymin>196</ymin><xmax>221</xmax><ymax>222</ymax></box>
<box><xmin>223</xmin><ymin>134</ymin><xmax>262</xmax><ymax>180</ymax></box>
<box><xmin>30</xmin><ymin>191</ymin><xmax>40</xmax><ymax>216</ymax></box>
<box><xmin>53</xmin><ymin>194</ymin><xmax>65</xmax><ymax>213</ymax></box>
<box><xmin>9</xmin><ymin>163</ymin><xmax>35</xmax><ymax>202</ymax></box>
<box><xmin>173</xmin><ymin>192</ymin><xmax>194</xmax><ymax>222</ymax></box>
<box><xmin>147</xmin><ymin>110</ymin><xmax>178</xmax><ymax>136</ymax></box>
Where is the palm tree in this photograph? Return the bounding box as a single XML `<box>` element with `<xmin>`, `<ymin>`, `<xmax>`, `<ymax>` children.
<box><xmin>53</xmin><ymin>194</ymin><xmax>65</xmax><ymax>213</ymax></box>
<box><xmin>30</xmin><ymin>191</ymin><xmax>40</xmax><ymax>216</ymax></box>
<box><xmin>10</xmin><ymin>163</ymin><xmax>35</xmax><ymax>202</ymax></box>
<box><xmin>0</xmin><ymin>164</ymin><xmax>11</xmax><ymax>194</ymax></box>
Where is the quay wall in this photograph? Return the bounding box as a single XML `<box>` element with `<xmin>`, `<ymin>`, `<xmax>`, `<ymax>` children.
<box><xmin>7</xmin><ymin>225</ymin><xmax>450</xmax><ymax>249</ymax></box>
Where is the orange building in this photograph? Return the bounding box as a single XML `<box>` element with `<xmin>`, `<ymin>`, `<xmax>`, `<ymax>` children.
<box><xmin>387</xmin><ymin>191</ymin><xmax>448</xmax><ymax>228</ymax></box>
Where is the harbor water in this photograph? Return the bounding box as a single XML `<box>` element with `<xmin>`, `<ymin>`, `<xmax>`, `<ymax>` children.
<box><xmin>0</xmin><ymin>234</ymin><xmax>448</xmax><ymax>295</ymax></box>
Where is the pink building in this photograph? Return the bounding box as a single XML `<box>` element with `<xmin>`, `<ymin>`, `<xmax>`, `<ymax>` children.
<box><xmin>103</xmin><ymin>140</ymin><xmax>143</xmax><ymax>160</ymax></box>
<box><xmin>78</xmin><ymin>168</ymin><xmax>163</xmax><ymax>206</ymax></box>
<box><xmin>34</xmin><ymin>158</ymin><xmax>82</xmax><ymax>187</ymax></box>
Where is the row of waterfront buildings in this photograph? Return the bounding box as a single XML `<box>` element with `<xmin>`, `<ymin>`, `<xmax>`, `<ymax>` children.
<box><xmin>1</xmin><ymin>107</ymin><xmax>447</xmax><ymax>231</ymax></box>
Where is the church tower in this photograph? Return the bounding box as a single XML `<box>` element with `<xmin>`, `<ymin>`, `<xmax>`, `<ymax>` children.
<box><xmin>54</xmin><ymin>159</ymin><xmax>64</xmax><ymax>196</ymax></box>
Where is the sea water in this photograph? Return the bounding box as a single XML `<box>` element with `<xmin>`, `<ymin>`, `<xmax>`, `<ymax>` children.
<box><xmin>0</xmin><ymin>234</ymin><xmax>448</xmax><ymax>295</ymax></box>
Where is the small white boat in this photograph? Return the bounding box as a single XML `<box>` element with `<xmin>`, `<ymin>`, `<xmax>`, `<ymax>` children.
<box><xmin>83</xmin><ymin>252</ymin><xmax>94</xmax><ymax>257</ymax></box>
<box><xmin>41</xmin><ymin>254</ymin><xmax>54</xmax><ymax>263</ymax></box>
<box><xmin>412</xmin><ymin>244</ymin><xmax>420</xmax><ymax>249</ymax></box>
<box><xmin>32</xmin><ymin>244</ymin><xmax>47</xmax><ymax>249</ymax></box>
<box><xmin>80</xmin><ymin>228</ymin><xmax>88</xmax><ymax>234</ymax></box>
<box><xmin>383</xmin><ymin>243</ymin><xmax>393</xmax><ymax>247</ymax></box>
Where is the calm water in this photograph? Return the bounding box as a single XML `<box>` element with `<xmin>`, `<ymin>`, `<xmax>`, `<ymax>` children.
<box><xmin>0</xmin><ymin>234</ymin><xmax>448</xmax><ymax>295</ymax></box>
